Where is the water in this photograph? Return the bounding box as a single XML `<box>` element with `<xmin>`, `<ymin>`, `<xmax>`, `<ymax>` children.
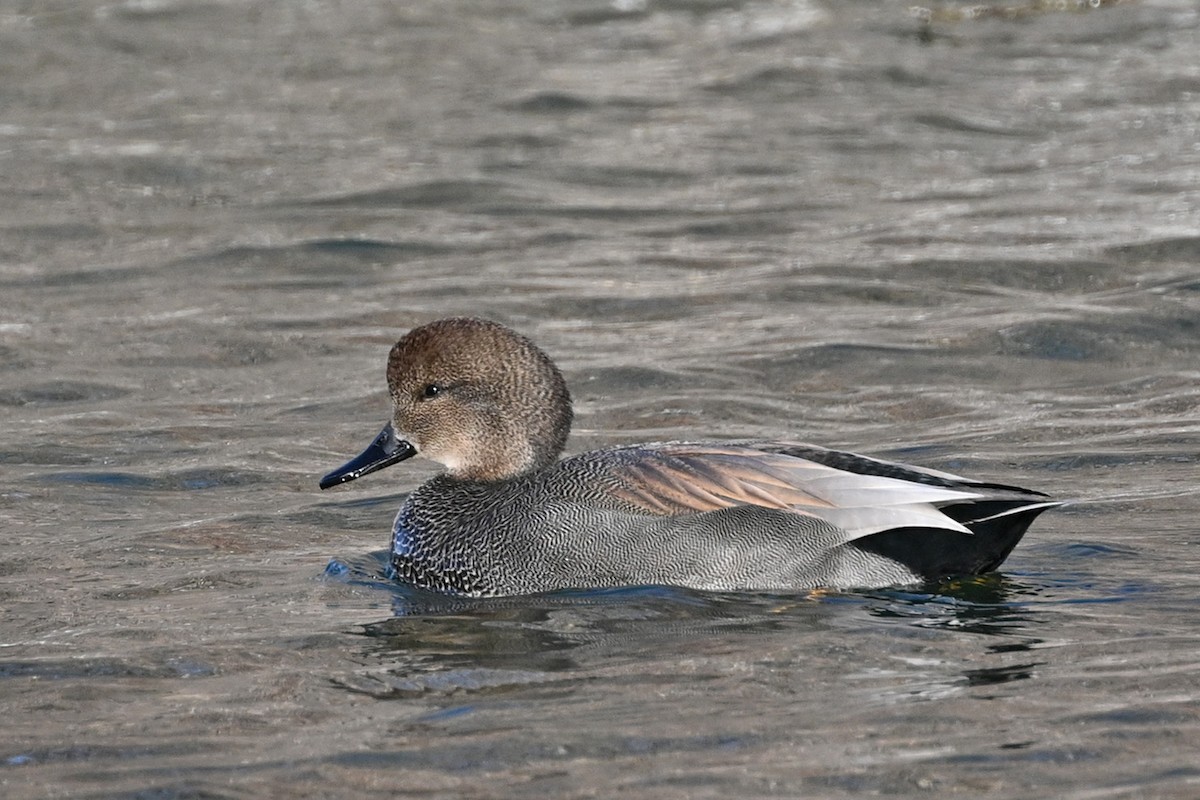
<box><xmin>2</xmin><ymin>0</ymin><xmax>1199</xmax><ymax>796</ymax></box>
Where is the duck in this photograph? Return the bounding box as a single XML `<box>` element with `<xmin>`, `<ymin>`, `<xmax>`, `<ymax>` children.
<box><xmin>320</xmin><ymin>317</ymin><xmax>1058</xmax><ymax>597</ymax></box>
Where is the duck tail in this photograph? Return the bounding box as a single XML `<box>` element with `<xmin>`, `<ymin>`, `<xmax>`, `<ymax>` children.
<box><xmin>854</xmin><ymin>498</ymin><xmax>1062</xmax><ymax>580</ymax></box>
<box><xmin>945</xmin><ymin>499</ymin><xmax>1063</xmax><ymax>573</ymax></box>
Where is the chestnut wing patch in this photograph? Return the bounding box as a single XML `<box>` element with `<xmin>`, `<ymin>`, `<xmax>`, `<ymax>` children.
<box><xmin>608</xmin><ymin>444</ymin><xmax>984</xmax><ymax>541</ymax></box>
<box><xmin>611</xmin><ymin>445</ymin><xmax>835</xmax><ymax>514</ymax></box>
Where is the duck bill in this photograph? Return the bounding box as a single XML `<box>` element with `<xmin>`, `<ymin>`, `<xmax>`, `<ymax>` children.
<box><xmin>319</xmin><ymin>422</ymin><xmax>416</xmax><ymax>489</ymax></box>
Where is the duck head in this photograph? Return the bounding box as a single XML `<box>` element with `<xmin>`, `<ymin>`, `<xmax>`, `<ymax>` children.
<box><xmin>320</xmin><ymin>317</ymin><xmax>572</xmax><ymax>487</ymax></box>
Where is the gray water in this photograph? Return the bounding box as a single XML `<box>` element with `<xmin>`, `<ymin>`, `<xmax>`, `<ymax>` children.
<box><xmin>3</xmin><ymin>0</ymin><xmax>1199</xmax><ymax>797</ymax></box>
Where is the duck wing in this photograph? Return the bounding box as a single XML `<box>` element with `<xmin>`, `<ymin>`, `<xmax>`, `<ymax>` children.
<box><xmin>606</xmin><ymin>441</ymin><xmax>1056</xmax><ymax>547</ymax></box>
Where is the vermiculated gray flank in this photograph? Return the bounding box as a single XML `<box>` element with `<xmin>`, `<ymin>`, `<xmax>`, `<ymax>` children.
<box><xmin>321</xmin><ymin>317</ymin><xmax>1058</xmax><ymax>597</ymax></box>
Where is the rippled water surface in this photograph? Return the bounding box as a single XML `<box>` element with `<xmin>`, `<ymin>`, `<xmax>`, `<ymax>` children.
<box><xmin>3</xmin><ymin>0</ymin><xmax>1199</xmax><ymax>797</ymax></box>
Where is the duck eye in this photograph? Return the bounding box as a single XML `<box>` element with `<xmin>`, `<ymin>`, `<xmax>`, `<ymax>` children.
<box><xmin>421</xmin><ymin>384</ymin><xmax>441</xmax><ymax>399</ymax></box>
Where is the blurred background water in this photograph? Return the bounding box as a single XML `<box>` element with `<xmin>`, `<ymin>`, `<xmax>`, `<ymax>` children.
<box><xmin>2</xmin><ymin>0</ymin><xmax>1199</xmax><ymax>797</ymax></box>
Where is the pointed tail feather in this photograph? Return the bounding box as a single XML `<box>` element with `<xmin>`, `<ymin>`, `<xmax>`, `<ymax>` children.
<box><xmin>853</xmin><ymin>500</ymin><xmax>1061</xmax><ymax>580</ymax></box>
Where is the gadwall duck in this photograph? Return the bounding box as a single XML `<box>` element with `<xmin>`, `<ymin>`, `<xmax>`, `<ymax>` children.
<box><xmin>321</xmin><ymin>317</ymin><xmax>1058</xmax><ymax>596</ymax></box>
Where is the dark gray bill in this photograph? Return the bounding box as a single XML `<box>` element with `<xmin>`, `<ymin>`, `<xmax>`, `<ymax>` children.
<box><xmin>319</xmin><ymin>423</ymin><xmax>416</xmax><ymax>489</ymax></box>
